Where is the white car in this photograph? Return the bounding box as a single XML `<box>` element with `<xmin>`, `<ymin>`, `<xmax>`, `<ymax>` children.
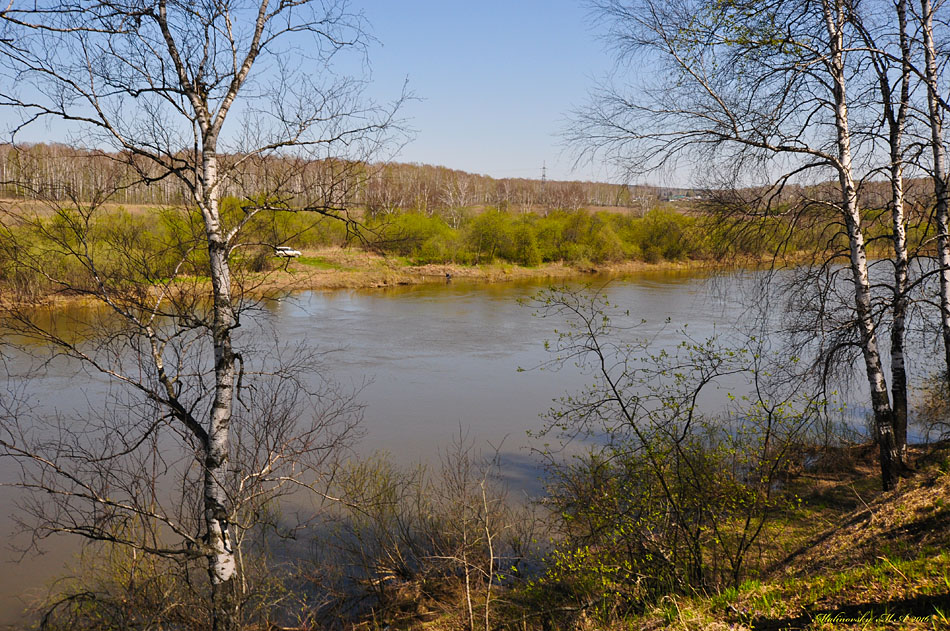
<box><xmin>274</xmin><ymin>246</ymin><xmax>302</xmax><ymax>258</ymax></box>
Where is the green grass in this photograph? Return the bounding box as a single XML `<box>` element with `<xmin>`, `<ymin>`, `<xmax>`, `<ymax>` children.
<box><xmin>295</xmin><ymin>255</ymin><xmax>343</xmax><ymax>270</ymax></box>
<box><xmin>617</xmin><ymin>550</ymin><xmax>950</xmax><ymax>631</ymax></box>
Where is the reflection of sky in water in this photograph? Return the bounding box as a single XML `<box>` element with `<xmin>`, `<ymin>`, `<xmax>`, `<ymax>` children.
<box><xmin>0</xmin><ymin>268</ymin><xmax>898</xmax><ymax>624</ymax></box>
<box><xmin>7</xmin><ymin>269</ymin><xmax>872</xmax><ymax>475</ymax></box>
<box><xmin>254</xmin><ymin>271</ymin><xmax>774</xmax><ymax>464</ymax></box>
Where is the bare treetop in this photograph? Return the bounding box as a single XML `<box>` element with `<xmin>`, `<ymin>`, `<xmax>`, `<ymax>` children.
<box><xmin>0</xmin><ymin>3</ymin><xmax>404</xmax><ymax>629</ymax></box>
<box><xmin>0</xmin><ymin>1</ymin><xmax>399</xmax><ymax>182</ymax></box>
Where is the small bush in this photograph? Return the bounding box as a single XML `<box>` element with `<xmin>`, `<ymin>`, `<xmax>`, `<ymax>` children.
<box><xmin>310</xmin><ymin>438</ymin><xmax>542</xmax><ymax>628</ymax></box>
<box><xmin>916</xmin><ymin>372</ymin><xmax>950</xmax><ymax>443</ymax></box>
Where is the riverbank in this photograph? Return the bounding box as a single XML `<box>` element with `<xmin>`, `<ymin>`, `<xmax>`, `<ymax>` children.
<box><xmin>249</xmin><ymin>242</ymin><xmax>804</xmax><ymax>295</ymax></box>
<box><xmin>1</xmin><ymin>245</ymin><xmax>753</xmax><ymax>310</ymax></box>
<box><xmin>341</xmin><ymin>443</ymin><xmax>950</xmax><ymax>631</ymax></box>
<box><xmin>606</xmin><ymin>444</ymin><xmax>950</xmax><ymax>631</ymax></box>
<box><xmin>252</xmin><ymin>247</ymin><xmax>723</xmax><ymax>293</ymax></box>
<box><xmin>0</xmin><ymin>199</ymin><xmax>832</xmax><ymax>308</ymax></box>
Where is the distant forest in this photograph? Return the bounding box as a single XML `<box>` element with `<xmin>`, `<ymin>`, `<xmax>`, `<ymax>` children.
<box><xmin>0</xmin><ymin>143</ymin><xmax>703</xmax><ymax>213</ymax></box>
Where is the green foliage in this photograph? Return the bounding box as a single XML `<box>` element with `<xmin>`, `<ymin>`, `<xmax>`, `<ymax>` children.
<box><xmin>361</xmin><ymin>206</ymin><xmax>730</xmax><ymax>267</ymax></box>
<box><xmin>0</xmin><ymin>199</ymin><xmax>824</xmax><ymax>304</ymax></box>
<box><xmin>368</xmin><ymin>211</ymin><xmax>458</xmax><ymax>262</ymax></box>
<box><xmin>509</xmin><ymin>220</ymin><xmax>543</xmax><ymax>266</ymax></box>
<box><xmin>636</xmin><ymin>208</ymin><xmax>694</xmax><ymax>261</ymax></box>
<box><xmin>359</xmin><ymin>206</ymin><xmax>733</xmax><ymax>267</ymax></box>
<box><xmin>465</xmin><ymin>208</ymin><xmax>512</xmax><ymax>263</ymax></box>
<box><xmin>528</xmin><ymin>287</ymin><xmax>818</xmax><ymax>622</ymax></box>
<box><xmin>0</xmin><ymin>199</ymin><xmax>354</xmax><ymax>301</ymax></box>
<box><xmin>590</xmin><ymin>221</ymin><xmax>628</xmax><ymax>262</ymax></box>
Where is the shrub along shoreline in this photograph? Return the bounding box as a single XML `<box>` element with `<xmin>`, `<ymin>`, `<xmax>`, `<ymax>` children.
<box><xmin>1</xmin><ymin>200</ymin><xmax>815</xmax><ymax>306</ymax></box>
<box><xmin>248</xmin><ymin>247</ymin><xmax>729</xmax><ymax>292</ymax></box>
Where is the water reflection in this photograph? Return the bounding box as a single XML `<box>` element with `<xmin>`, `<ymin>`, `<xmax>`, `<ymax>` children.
<box><xmin>0</xmin><ymin>268</ymin><xmax>828</xmax><ymax>625</ymax></box>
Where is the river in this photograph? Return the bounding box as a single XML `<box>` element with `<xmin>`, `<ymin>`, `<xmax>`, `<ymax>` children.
<box><xmin>0</xmin><ymin>268</ymin><xmax>886</xmax><ymax>626</ymax></box>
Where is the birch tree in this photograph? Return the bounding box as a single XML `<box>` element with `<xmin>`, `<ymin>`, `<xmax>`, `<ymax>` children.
<box><xmin>572</xmin><ymin>0</ymin><xmax>903</xmax><ymax>489</ymax></box>
<box><xmin>917</xmin><ymin>0</ymin><xmax>950</xmax><ymax>391</ymax></box>
<box><xmin>853</xmin><ymin>0</ymin><xmax>915</xmax><ymax>462</ymax></box>
<box><xmin>0</xmin><ymin>2</ymin><xmax>401</xmax><ymax>628</ymax></box>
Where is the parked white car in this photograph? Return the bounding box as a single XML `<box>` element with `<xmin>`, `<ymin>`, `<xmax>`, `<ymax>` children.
<box><xmin>274</xmin><ymin>246</ymin><xmax>302</xmax><ymax>258</ymax></box>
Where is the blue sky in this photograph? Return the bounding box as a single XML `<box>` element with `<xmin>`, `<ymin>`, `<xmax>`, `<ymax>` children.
<box><xmin>355</xmin><ymin>1</ymin><xmax>616</xmax><ymax>182</ymax></box>
<box><xmin>2</xmin><ymin>1</ymin><xmax>619</xmax><ymax>184</ymax></box>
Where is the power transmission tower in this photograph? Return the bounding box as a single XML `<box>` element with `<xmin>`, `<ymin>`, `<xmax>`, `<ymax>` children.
<box><xmin>540</xmin><ymin>161</ymin><xmax>547</xmax><ymax>205</ymax></box>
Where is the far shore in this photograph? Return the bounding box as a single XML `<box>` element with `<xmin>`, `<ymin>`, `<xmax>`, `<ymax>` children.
<box><xmin>228</xmin><ymin>246</ymin><xmax>791</xmax><ymax>299</ymax></box>
<box><xmin>255</xmin><ymin>247</ymin><xmax>720</xmax><ymax>292</ymax></box>
<box><xmin>2</xmin><ymin>247</ymin><xmax>787</xmax><ymax>310</ymax></box>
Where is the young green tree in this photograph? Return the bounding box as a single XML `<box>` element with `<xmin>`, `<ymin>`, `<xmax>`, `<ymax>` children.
<box><xmin>530</xmin><ymin>287</ymin><xmax>817</xmax><ymax>608</ymax></box>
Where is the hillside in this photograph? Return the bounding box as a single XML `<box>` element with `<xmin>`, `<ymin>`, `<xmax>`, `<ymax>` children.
<box><xmin>626</xmin><ymin>445</ymin><xmax>950</xmax><ymax>631</ymax></box>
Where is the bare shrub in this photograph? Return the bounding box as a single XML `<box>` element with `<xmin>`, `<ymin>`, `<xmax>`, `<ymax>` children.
<box><xmin>309</xmin><ymin>434</ymin><xmax>542</xmax><ymax>630</ymax></box>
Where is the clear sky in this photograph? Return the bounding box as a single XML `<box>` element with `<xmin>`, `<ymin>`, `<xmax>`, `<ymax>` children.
<box><xmin>354</xmin><ymin>1</ymin><xmax>616</xmax><ymax>182</ymax></box>
<box><xmin>2</xmin><ymin>1</ymin><xmax>620</xmax><ymax>184</ymax></box>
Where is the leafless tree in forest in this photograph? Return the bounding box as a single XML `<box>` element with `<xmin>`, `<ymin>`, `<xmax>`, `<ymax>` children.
<box><xmin>0</xmin><ymin>1</ymin><xmax>404</xmax><ymax>628</ymax></box>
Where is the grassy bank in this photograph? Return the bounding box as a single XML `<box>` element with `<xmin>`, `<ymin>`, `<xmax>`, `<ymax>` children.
<box><xmin>0</xmin><ymin>200</ymin><xmax>815</xmax><ymax>305</ymax></box>
<box><xmin>337</xmin><ymin>445</ymin><xmax>950</xmax><ymax>631</ymax></box>
<box><xmin>618</xmin><ymin>450</ymin><xmax>950</xmax><ymax>631</ymax></box>
<box><xmin>241</xmin><ymin>246</ymin><xmax>721</xmax><ymax>294</ymax></box>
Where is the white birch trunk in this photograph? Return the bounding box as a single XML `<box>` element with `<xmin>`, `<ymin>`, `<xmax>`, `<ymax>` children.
<box><xmin>884</xmin><ymin>0</ymin><xmax>911</xmax><ymax>460</ymax></box>
<box><xmin>920</xmin><ymin>0</ymin><xmax>950</xmax><ymax>386</ymax></box>
<box><xmin>889</xmin><ymin>155</ymin><xmax>910</xmax><ymax>459</ymax></box>
<box><xmin>822</xmin><ymin>0</ymin><xmax>899</xmax><ymax>491</ymax></box>
<box><xmin>199</xmin><ymin>145</ymin><xmax>238</xmax><ymax>629</ymax></box>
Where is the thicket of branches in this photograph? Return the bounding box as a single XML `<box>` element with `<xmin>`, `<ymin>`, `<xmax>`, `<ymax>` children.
<box><xmin>571</xmin><ymin>0</ymin><xmax>950</xmax><ymax>491</ymax></box>
<box><xmin>0</xmin><ymin>1</ymin><xmax>401</xmax><ymax>629</ymax></box>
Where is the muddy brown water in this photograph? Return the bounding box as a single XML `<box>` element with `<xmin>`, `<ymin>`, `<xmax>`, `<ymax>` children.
<box><xmin>0</xmin><ymin>269</ymin><xmax>824</xmax><ymax>626</ymax></box>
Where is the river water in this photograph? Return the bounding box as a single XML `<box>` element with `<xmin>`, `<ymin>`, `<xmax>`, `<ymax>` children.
<box><xmin>0</xmin><ymin>268</ymin><xmax>880</xmax><ymax>625</ymax></box>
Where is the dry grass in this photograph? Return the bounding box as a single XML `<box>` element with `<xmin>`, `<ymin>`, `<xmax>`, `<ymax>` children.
<box><xmin>333</xmin><ymin>446</ymin><xmax>950</xmax><ymax>631</ymax></box>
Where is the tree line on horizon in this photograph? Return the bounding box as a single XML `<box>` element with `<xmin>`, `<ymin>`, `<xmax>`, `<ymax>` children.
<box><xmin>4</xmin><ymin>140</ymin><xmax>942</xmax><ymax>225</ymax></box>
<box><xmin>0</xmin><ymin>142</ymin><xmax>695</xmax><ymax>214</ymax></box>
